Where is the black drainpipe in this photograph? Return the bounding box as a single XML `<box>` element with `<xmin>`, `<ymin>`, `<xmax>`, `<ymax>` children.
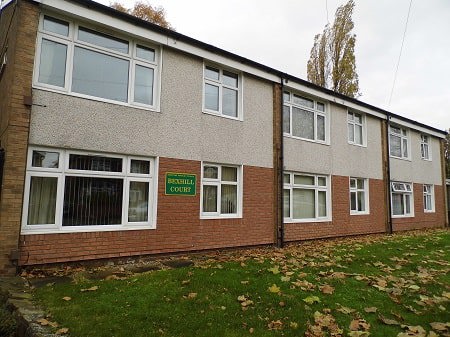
<box><xmin>385</xmin><ymin>113</ymin><xmax>393</xmax><ymax>234</ymax></box>
<box><xmin>278</xmin><ymin>77</ymin><xmax>285</xmax><ymax>248</ymax></box>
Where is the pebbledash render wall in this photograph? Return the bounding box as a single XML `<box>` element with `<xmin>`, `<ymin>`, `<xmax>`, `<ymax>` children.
<box><xmin>0</xmin><ymin>0</ymin><xmax>447</xmax><ymax>273</ymax></box>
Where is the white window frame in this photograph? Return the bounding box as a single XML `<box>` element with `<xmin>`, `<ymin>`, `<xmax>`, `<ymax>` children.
<box><xmin>423</xmin><ymin>184</ymin><xmax>435</xmax><ymax>213</ymax></box>
<box><xmin>347</xmin><ymin>111</ymin><xmax>366</xmax><ymax>147</ymax></box>
<box><xmin>420</xmin><ymin>134</ymin><xmax>432</xmax><ymax>161</ymax></box>
<box><xmin>391</xmin><ymin>181</ymin><xmax>414</xmax><ymax>217</ymax></box>
<box><xmin>349</xmin><ymin>177</ymin><xmax>369</xmax><ymax>215</ymax></box>
<box><xmin>389</xmin><ymin>125</ymin><xmax>410</xmax><ymax>160</ymax></box>
<box><xmin>21</xmin><ymin>147</ymin><xmax>158</xmax><ymax>234</ymax></box>
<box><xmin>202</xmin><ymin>63</ymin><xmax>243</xmax><ymax>121</ymax></box>
<box><xmin>200</xmin><ymin>163</ymin><xmax>243</xmax><ymax>219</ymax></box>
<box><xmin>283</xmin><ymin>91</ymin><xmax>329</xmax><ymax>144</ymax></box>
<box><xmin>33</xmin><ymin>13</ymin><xmax>162</xmax><ymax>111</ymax></box>
<box><xmin>283</xmin><ymin>172</ymin><xmax>331</xmax><ymax>223</ymax></box>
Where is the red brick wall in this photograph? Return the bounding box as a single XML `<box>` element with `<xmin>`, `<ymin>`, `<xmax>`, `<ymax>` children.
<box><xmin>18</xmin><ymin>158</ymin><xmax>275</xmax><ymax>265</ymax></box>
<box><xmin>392</xmin><ymin>184</ymin><xmax>446</xmax><ymax>231</ymax></box>
<box><xmin>285</xmin><ymin>176</ymin><xmax>387</xmax><ymax>241</ymax></box>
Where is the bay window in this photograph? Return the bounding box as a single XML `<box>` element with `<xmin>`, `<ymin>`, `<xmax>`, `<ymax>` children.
<box><xmin>22</xmin><ymin>148</ymin><xmax>156</xmax><ymax>232</ymax></box>
<box><xmin>283</xmin><ymin>91</ymin><xmax>327</xmax><ymax>143</ymax></box>
<box><xmin>283</xmin><ymin>172</ymin><xmax>329</xmax><ymax>221</ymax></box>
<box><xmin>201</xmin><ymin>163</ymin><xmax>242</xmax><ymax>218</ymax></box>
<box><xmin>34</xmin><ymin>14</ymin><xmax>160</xmax><ymax>110</ymax></box>
<box><xmin>391</xmin><ymin>182</ymin><xmax>413</xmax><ymax>217</ymax></box>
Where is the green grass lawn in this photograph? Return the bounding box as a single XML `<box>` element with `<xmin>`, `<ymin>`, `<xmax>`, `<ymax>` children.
<box><xmin>33</xmin><ymin>229</ymin><xmax>450</xmax><ymax>337</ymax></box>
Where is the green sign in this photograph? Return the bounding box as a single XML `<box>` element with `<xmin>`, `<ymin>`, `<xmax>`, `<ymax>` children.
<box><xmin>165</xmin><ymin>172</ymin><xmax>196</xmax><ymax>196</ymax></box>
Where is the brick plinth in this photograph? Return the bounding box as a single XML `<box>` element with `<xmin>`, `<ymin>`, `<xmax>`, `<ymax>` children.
<box><xmin>18</xmin><ymin>158</ymin><xmax>275</xmax><ymax>265</ymax></box>
<box><xmin>284</xmin><ymin>176</ymin><xmax>387</xmax><ymax>242</ymax></box>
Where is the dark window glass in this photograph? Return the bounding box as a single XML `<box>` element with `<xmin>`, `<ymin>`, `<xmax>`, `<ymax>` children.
<box><xmin>69</xmin><ymin>154</ymin><xmax>122</xmax><ymax>172</ymax></box>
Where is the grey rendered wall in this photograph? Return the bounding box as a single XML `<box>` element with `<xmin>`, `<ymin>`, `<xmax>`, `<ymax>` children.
<box><xmin>29</xmin><ymin>48</ymin><xmax>273</xmax><ymax>168</ymax></box>
<box><xmin>390</xmin><ymin>130</ymin><xmax>443</xmax><ymax>185</ymax></box>
<box><xmin>283</xmin><ymin>102</ymin><xmax>383</xmax><ymax>179</ymax></box>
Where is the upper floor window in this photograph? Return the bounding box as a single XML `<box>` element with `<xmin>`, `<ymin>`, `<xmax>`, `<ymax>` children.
<box><xmin>389</xmin><ymin>125</ymin><xmax>409</xmax><ymax>159</ymax></box>
<box><xmin>201</xmin><ymin>163</ymin><xmax>242</xmax><ymax>218</ymax></box>
<box><xmin>283</xmin><ymin>91</ymin><xmax>327</xmax><ymax>143</ymax></box>
<box><xmin>349</xmin><ymin>177</ymin><xmax>369</xmax><ymax>214</ymax></box>
<box><xmin>348</xmin><ymin>111</ymin><xmax>365</xmax><ymax>146</ymax></box>
<box><xmin>22</xmin><ymin>147</ymin><xmax>156</xmax><ymax>233</ymax></box>
<box><xmin>391</xmin><ymin>182</ymin><xmax>413</xmax><ymax>217</ymax></box>
<box><xmin>34</xmin><ymin>14</ymin><xmax>160</xmax><ymax>110</ymax></box>
<box><xmin>283</xmin><ymin>172</ymin><xmax>329</xmax><ymax>222</ymax></box>
<box><xmin>203</xmin><ymin>65</ymin><xmax>241</xmax><ymax>119</ymax></box>
<box><xmin>423</xmin><ymin>184</ymin><xmax>434</xmax><ymax>212</ymax></box>
<box><xmin>420</xmin><ymin>134</ymin><xmax>431</xmax><ymax>160</ymax></box>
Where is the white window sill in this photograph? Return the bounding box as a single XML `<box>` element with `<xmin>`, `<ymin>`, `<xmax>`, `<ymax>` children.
<box><xmin>350</xmin><ymin>211</ymin><xmax>370</xmax><ymax>216</ymax></box>
<box><xmin>389</xmin><ymin>155</ymin><xmax>411</xmax><ymax>162</ymax></box>
<box><xmin>423</xmin><ymin>210</ymin><xmax>435</xmax><ymax>213</ymax></box>
<box><xmin>200</xmin><ymin>214</ymin><xmax>242</xmax><ymax>220</ymax></box>
<box><xmin>348</xmin><ymin>142</ymin><xmax>367</xmax><ymax>148</ymax></box>
<box><xmin>202</xmin><ymin>109</ymin><xmax>242</xmax><ymax>122</ymax></box>
<box><xmin>21</xmin><ymin>224</ymin><xmax>156</xmax><ymax>235</ymax></box>
<box><xmin>283</xmin><ymin>133</ymin><xmax>329</xmax><ymax>146</ymax></box>
<box><xmin>391</xmin><ymin>214</ymin><xmax>414</xmax><ymax>218</ymax></box>
<box><xmin>33</xmin><ymin>85</ymin><xmax>161</xmax><ymax>113</ymax></box>
<box><xmin>284</xmin><ymin>218</ymin><xmax>331</xmax><ymax>223</ymax></box>
<box><xmin>421</xmin><ymin>158</ymin><xmax>432</xmax><ymax>162</ymax></box>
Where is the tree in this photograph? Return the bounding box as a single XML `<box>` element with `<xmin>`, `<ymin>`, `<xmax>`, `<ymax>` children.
<box><xmin>307</xmin><ymin>0</ymin><xmax>360</xmax><ymax>98</ymax></box>
<box><xmin>110</xmin><ymin>1</ymin><xmax>173</xmax><ymax>30</ymax></box>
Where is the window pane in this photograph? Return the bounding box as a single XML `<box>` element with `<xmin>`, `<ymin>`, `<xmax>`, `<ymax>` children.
<box><xmin>32</xmin><ymin>151</ymin><xmax>59</xmax><ymax>168</ymax></box>
<box><xmin>203</xmin><ymin>166</ymin><xmax>218</xmax><ymax>179</ymax></box>
<box><xmin>294</xmin><ymin>175</ymin><xmax>314</xmax><ymax>185</ymax></box>
<box><xmin>402</xmin><ymin>138</ymin><xmax>408</xmax><ymax>157</ymax></box>
<box><xmin>134</xmin><ymin>65</ymin><xmax>154</xmax><ymax>105</ymax></box>
<box><xmin>78</xmin><ymin>27</ymin><xmax>129</xmax><ymax>54</ymax></box>
<box><xmin>69</xmin><ymin>154</ymin><xmax>122</xmax><ymax>172</ymax></box>
<box><xmin>205</xmin><ymin>83</ymin><xmax>219</xmax><ymax>111</ymax></box>
<box><xmin>43</xmin><ymin>16</ymin><xmax>69</xmax><ymax>36</ymax></box>
<box><xmin>390</xmin><ymin>134</ymin><xmax>401</xmax><ymax>157</ymax></box>
<box><xmin>292</xmin><ymin>107</ymin><xmax>314</xmax><ymax>140</ymax></box>
<box><xmin>283</xmin><ymin>174</ymin><xmax>290</xmax><ymax>184</ymax></box>
<box><xmin>357</xmin><ymin>191</ymin><xmax>365</xmax><ymax>211</ymax></box>
<box><xmin>283</xmin><ymin>91</ymin><xmax>290</xmax><ymax>102</ymax></box>
<box><xmin>392</xmin><ymin>193</ymin><xmax>404</xmax><ymax>215</ymax></box>
<box><xmin>317</xmin><ymin>115</ymin><xmax>325</xmax><ymax>141</ymax></box>
<box><xmin>221</xmin><ymin>184</ymin><xmax>237</xmax><ymax>214</ymax></box>
<box><xmin>203</xmin><ymin>185</ymin><xmax>217</xmax><ymax>212</ymax></box>
<box><xmin>222</xmin><ymin>166</ymin><xmax>237</xmax><ymax>182</ymax></box>
<box><xmin>357</xmin><ymin>179</ymin><xmax>364</xmax><ymax>189</ymax></box>
<box><xmin>39</xmin><ymin>39</ymin><xmax>67</xmax><ymax>87</ymax></box>
<box><xmin>355</xmin><ymin>125</ymin><xmax>363</xmax><ymax>145</ymax></box>
<box><xmin>348</xmin><ymin>123</ymin><xmax>355</xmax><ymax>143</ymax></box>
<box><xmin>222</xmin><ymin>87</ymin><xmax>237</xmax><ymax>117</ymax></box>
<box><xmin>283</xmin><ymin>189</ymin><xmax>290</xmax><ymax>218</ymax></box>
<box><xmin>390</xmin><ymin>126</ymin><xmax>401</xmax><ymax>135</ymax></box>
<box><xmin>223</xmin><ymin>71</ymin><xmax>238</xmax><ymax>88</ymax></box>
<box><xmin>63</xmin><ymin>176</ymin><xmax>123</xmax><ymax>226</ymax></box>
<box><xmin>293</xmin><ymin>94</ymin><xmax>314</xmax><ymax>108</ymax></box>
<box><xmin>28</xmin><ymin>176</ymin><xmax>57</xmax><ymax>225</ymax></box>
<box><xmin>350</xmin><ymin>178</ymin><xmax>356</xmax><ymax>188</ymax></box>
<box><xmin>205</xmin><ymin>67</ymin><xmax>219</xmax><ymax>81</ymax></box>
<box><xmin>348</xmin><ymin>112</ymin><xmax>354</xmax><ymax>121</ymax></box>
<box><xmin>318</xmin><ymin>177</ymin><xmax>326</xmax><ymax>186</ymax></box>
<box><xmin>283</xmin><ymin>106</ymin><xmax>290</xmax><ymax>133</ymax></box>
<box><xmin>405</xmin><ymin>194</ymin><xmax>411</xmax><ymax>214</ymax></box>
<box><xmin>354</xmin><ymin>113</ymin><xmax>362</xmax><ymax>124</ymax></box>
<box><xmin>72</xmin><ymin>47</ymin><xmax>129</xmax><ymax>102</ymax></box>
<box><xmin>128</xmin><ymin>181</ymin><xmax>149</xmax><ymax>222</ymax></box>
<box><xmin>293</xmin><ymin>189</ymin><xmax>315</xmax><ymax>219</ymax></box>
<box><xmin>136</xmin><ymin>45</ymin><xmax>155</xmax><ymax>62</ymax></box>
<box><xmin>350</xmin><ymin>191</ymin><xmax>357</xmax><ymax>211</ymax></box>
<box><xmin>130</xmin><ymin>160</ymin><xmax>150</xmax><ymax>174</ymax></box>
<box><xmin>318</xmin><ymin>190</ymin><xmax>327</xmax><ymax>217</ymax></box>
<box><xmin>317</xmin><ymin>102</ymin><xmax>325</xmax><ymax>112</ymax></box>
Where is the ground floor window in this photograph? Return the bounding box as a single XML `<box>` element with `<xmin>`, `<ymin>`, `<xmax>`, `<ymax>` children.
<box><xmin>423</xmin><ymin>184</ymin><xmax>434</xmax><ymax>212</ymax></box>
<box><xmin>201</xmin><ymin>163</ymin><xmax>242</xmax><ymax>218</ymax></box>
<box><xmin>22</xmin><ymin>147</ymin><xmax>156</xmax><ymax>232</ymax></box>
<box><xmin>350</xmin><ymin>177</ymin><xmax>369</xmax><ymax>214</ymax></box>
<box><xmin>283</xmin><ymin>172</ymin><xmax>329</xmax><ymax>222</ymax></box>
<box><xmin>391</xmin><ymin>182</ymin><xmax>413</xmax><ymax>217</ymax></box>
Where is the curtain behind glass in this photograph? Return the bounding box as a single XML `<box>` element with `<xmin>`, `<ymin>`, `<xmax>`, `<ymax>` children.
<box><xmin>203</xmin><ymin>185</ymin><xmax>217</xmax><ymax>212</ymax></box>
<box><xmin>128</xmin><ymin>181</ymin><xmax>149</xmax><ymax>222</ymax></box>
<box><xmin>392</xmin><ymin>193</ymin><xmax>403</xmax><ymax>215</ymax></box>
<box><xmin>221</xmin><ymin>184</ymin><xmax>237</xmax><ymax>214</ymax></box>
<box><xmin>28</xmin><ymin>176</ymin><xmax>57</xmax><ymax>225</ymax></box>
<box><xmin>293</xmin><ymin>188</ymin><xmax>314</xmax><ymax>219</ymax></box>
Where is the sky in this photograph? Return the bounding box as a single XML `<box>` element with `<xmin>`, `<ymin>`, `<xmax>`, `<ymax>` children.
<box><xmin>96</xmin><ymin>1</ymin><xmax>448</xmax><ymax>130</ymax></box>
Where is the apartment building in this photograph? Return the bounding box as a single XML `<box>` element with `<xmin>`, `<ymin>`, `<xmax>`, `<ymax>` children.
<box><xmin>0</xmin><ymin>0</ymin><xmax>447</xmax><ymax>274</ymax></box>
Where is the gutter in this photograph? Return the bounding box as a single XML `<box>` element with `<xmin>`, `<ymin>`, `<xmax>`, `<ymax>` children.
<box><xmin>278</xmin><ymin>77</ymin><xmax>285</xmax><ymax>248</ymax></box>
<box><xmin>385</xmin><ymin>113</ymin><xmax>393</xmax><ymax>234</ymax></box>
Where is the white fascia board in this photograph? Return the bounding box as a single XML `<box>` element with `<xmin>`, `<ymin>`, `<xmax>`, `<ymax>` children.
<box><xmin>389</xmin><ymin>116</ymin><xmax>446</xmax><ymax>139</ymax></box>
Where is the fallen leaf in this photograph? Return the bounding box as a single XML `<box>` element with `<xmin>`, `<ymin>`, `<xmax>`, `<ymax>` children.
<box><xmin>303</xmin><ymin>295</ymin><xmax>321</xmax><ymax>304</ymax></box>
<box><xmin>429</xmin><ymin>322</ymin><xmax>449</xmax><ymax>331</ymax></box>
<box><xmin>36</xmin><ymin>318</ymin><xmax>49</xmax><ymax>326</ymax></box>
<box><xmin>319</xmin><ymin>284</ymin><xmax>335</xmax><ymax>294</ymax></box>
<box><xmin>81</xmin><ymin>286</ymin><xmax>98</xmax><ymax>292</ymax></box>
<box><xmin>268</xmin><ymin>266</ymin><xmax>280</xmax><ymax>274</ymax></box>
<box><xmin>348</xmin><ymin>331</ymin><xmax>371</xmax><ymax>337</ymax></box>
<box><xmin>267</xmin><ymin>320</ymin><xmax>283</xmax><ymax>330</ymax></box>
<box><xmin>268</xmin><ymin>284</ymin><xmax>281</xmax><ymax>293</ymax></box>
<box><xmin>290</xmin><ymin>322</ymin><xmax>299</xmax><ymax>329</ymax></box>
<box><xmin>349</xmin><ymin>319</ymin><xmax>370</xmax><ymax>331</ymax></box>
<box><xmin>56</xmin><ymin>328</ymin><xmax>69</xmax><ymax>335</ymax></box>
<box><xmin>62</xmin><ymin>296</ymin><xmax>71</xmax><ymax>301</ymax></box>
<box><xmin>364</xmin><ymin>307</ymin><xmax>377</xmax><ymax>313</ymax></box>
<box><xmin>186</xmin><ymin>292</ymin><xmax>197</xmax><ymax>299</ymax></box>
<box><xmin>379</xmin><ymin>315</ymin><xmax>400</xmax><ymax>326</ymax></box>
<box><xmin>280</xmin><ymin>276</ymin><xmax>291</xmax><ymax>282</ymax></box>
<box><xmin>336</xmin><ymin>305</ymin><xmax>355</xmax><ymax>314</ymax></box>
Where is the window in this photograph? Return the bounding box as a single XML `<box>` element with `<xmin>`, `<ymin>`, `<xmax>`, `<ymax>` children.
<box><xmin>349</xmin><ymin>178</ymin><xmax>369</xmax><ymax>214</ymax></box>
<box><xmin>389</xmin><ymin>125</ymin><xmax>409</xmax><ymax>159</ymax></box>
<box><xmin>423</xmin><ymin>184</ymin><xmax>434</xmax><ymax>212</ymax></box>
<box><xmin>391</xmin><ymin>182</ymin><xmax>413</xmax><ymax>217</ymax></box>
<box><xmin>283</xmin><ymin>172</ymin><xmax>329</xmax><ymax>221</ymax></box>
<box><xmin>203</xmin><ymin>65</ymin><xmax>241</xmax><ymax>119</ymax></box>
<box><xmin>22</xmin><ymin>147</ymin><xmax>156</xmax><ymax>232</ymax></box>
<box><xmin>283</xmin><ymin>91</ymin><xmax>327</xmax><ymax>143</ymax></box>
<box><xmin>420</xmin><ymin>135</ymin><xmax>431</xmax><ymax>160</ymax></box>
<box><xmin>201</xmin><ymin>163</ymin><xmax>242</xmax><ymax>218</ymax></box>
<box><xmin>34</xmin><ymin>14</ymin><xmax>160</xmax><ymax>109</ymax></box>
<box><xmin>348</xmin><ymin>111</ymin><xmax>365</xmax><ymax>146</ymax></box>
